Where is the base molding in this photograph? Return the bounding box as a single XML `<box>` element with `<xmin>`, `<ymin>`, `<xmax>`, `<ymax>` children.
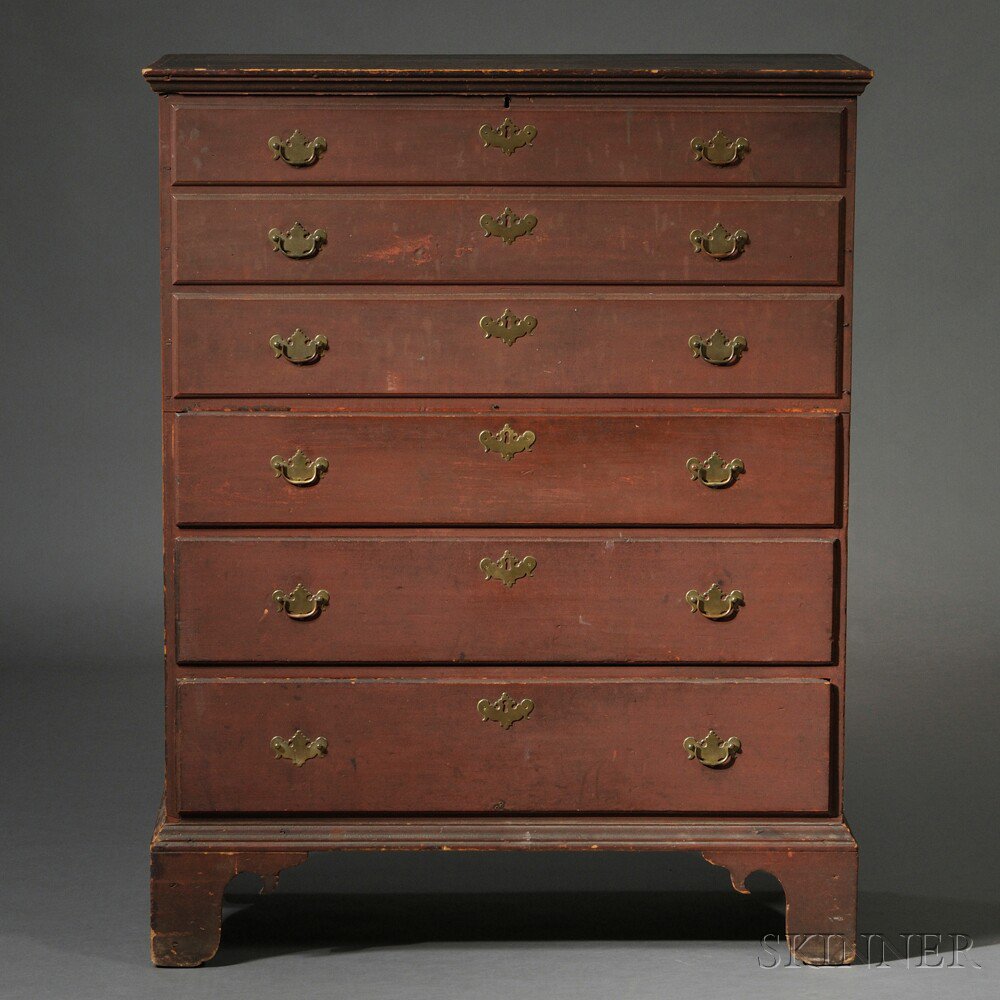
<box><xmin>154</xmin><ymin>813</ymin><xmax>855</xmax><ymax>852</ymax></box>
<box><xmin>151</xmin><ymin>812</ymin><xmax>857</xmax><ymax>967</ymax></box>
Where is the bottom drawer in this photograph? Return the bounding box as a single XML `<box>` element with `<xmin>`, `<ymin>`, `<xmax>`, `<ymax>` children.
<box><xmin>175</xmin><ymin>678</ymin><xmax>832</xmax><ymax>815</ymax></box>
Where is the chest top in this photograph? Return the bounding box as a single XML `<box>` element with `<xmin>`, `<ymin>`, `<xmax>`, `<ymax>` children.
<box><xmin>143</xmin><ymin>53</ymin><xmax>873</xmax><ymax>95</ymax></box>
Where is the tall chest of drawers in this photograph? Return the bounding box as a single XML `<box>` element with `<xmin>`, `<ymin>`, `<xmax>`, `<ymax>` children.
<box><xmin>143</xmin><ymin>54</ymin><xmax>873</xmax><ymax>967</ymax></box>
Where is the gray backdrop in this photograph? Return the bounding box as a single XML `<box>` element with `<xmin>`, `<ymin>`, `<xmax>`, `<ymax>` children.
<box><xmin>2</xmin><ymin>2</ymin><xmax>998</xmax><ymax>998</ymax></box>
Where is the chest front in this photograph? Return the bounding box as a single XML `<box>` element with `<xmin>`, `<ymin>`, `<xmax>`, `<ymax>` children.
<box><xmin>145</xmin><ymin>54</ymin><xmax>870</xmax><ymax>969</ymax></box>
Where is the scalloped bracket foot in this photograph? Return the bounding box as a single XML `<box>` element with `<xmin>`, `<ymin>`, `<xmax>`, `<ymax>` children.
<box><xmin>150</xmin><ymin>849</ymin><xmax>308</xmax><ymax>967</ymax></box>
<box><xmin>702</xmin><ymin>844</ymin><xmax>858</xmax><ymax>966</ymax></box>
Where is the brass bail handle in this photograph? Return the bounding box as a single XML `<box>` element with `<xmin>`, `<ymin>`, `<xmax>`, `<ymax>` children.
<box><xmin>686</xmin><ymin>452</ymin><xmax>745</xmax><ymax>489</ymax></box>
<box><xmin>690</xmin><ymin>223</ymin><xmax>748</xmax><ymax>260</ymax></box>
<box><xmin>690</xmin><ymin>130</ymin><xmax>749</xmax><ymax>166</ymax></box>
<box><xmin>272</xmin><ymin>583</ymin><xmax>330</xmax><ymax>621</ymax></box>
<box><xmin>689</xmin><ymin>329</ymin><xmax>747</xmax><ymax>366</ymax></box>
<box><xmin>270</xmin><ymin>449</ymin><xmax>329</xmax><ymax>487</ymax></box>
<box><xmin>270</xmin><ymin>327</ymin><xmax>328</xmax><ymax>365</ymax></box>
<box><xmin>686</xmin><ymin>583</ymin><xmax>744</xmax><ymax>620</ymax></box>
<box><xmin>269</xmin><ymin>221</ymin><xmax>327</xmax><ymax>259</ymax></box>
<box><xmin>267</xmin><ymin>130</ymin><xmax>328</xmax><ymax>167</ymax></box>
<box><xmin>684</xmin><ymin>730</ymin><xmax>742</xmax><ymax>767</ymax></box>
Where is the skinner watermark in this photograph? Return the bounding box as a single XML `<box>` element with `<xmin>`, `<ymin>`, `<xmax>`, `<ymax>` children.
<box><xmin>758</xmin><ymin>932</ymin><xmax>981</xmax><ymax>968</ymax></box>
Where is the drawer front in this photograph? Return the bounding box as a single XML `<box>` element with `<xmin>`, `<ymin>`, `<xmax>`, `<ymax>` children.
<box><xmin>174</xmin><ymin>413</ymin><xmax>839</xmax><ymax>527</ymax></box>
<box><xmin>171</xmin><ymin>99</ymin><xmax>845</xmax><ymax>187</ymax></box>
<box><xmin>172</xmin><ymin>191</ymin><xmax>843</xmax><ymax>285</ymax></box>
<box><xmin>175</xmin><ymin>537</ymin><xmax>835</xmax><ymax>664</ymax></box>
<box><xmin>175</xmin><ymin>678</ymin><xmax>832</xmax><ymax>814</ymax></box>
<box><xmin>172</xmin><ymin>291</ymin><xmax>842</xmax><ymax>398</ymax></box>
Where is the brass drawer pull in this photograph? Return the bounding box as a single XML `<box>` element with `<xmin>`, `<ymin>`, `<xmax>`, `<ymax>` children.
<box><xmin>480</xmin><ymin>117</ymin><xmax>537</xmax><ymax>156</ymax></box>
<box><xmin>689</xmin><ymin>328</ymin><xmax>746</xmax><ymax>366</ymax></box>
<box><xmin>480</xmin><ymin>309</ymin><xmax>537</xmax><ymax>346</ymax></box>
<box><xmin>690</xmin><ymin>223</ymin><xmax>748</xmax><ymax>260</ymax></box>
<box><xmin>480</xmin><ymin>550</ymin><xmax>536</xmax><ymax>588</ymax></box>
<box><xmin>480</xmin><ymin>206</ymin><xmax>537</xmax><ymax>245</ymax></box>
<box><xmin>479</xmin><ymin>423</ymin><xmax>536</xmax><ymax>462</ymax></box>
<box><xmin>271</xmin><ymin>729</ymin><xmax>329</xmax><ymax>766</ymax></box>
<box><xmin>269</xmin><ymin>221</ymin><xmax>327</xmax><ymax>259</ymax></box>
<box><xmin>267</xmin><ymin>130</ymin><xmax>328</xmax><ymax>167</ymax></box>
<box><xmin>272</xmin><ymin>583</ymin><xmax>330</xmax><ymax>621</ymax></box>
<box><xmin>684</xmin><ymin>729</ymin><xmax>742</xmax><ymax>768</ymax></box>
<box><xmin>686</xmin><ymin>583</ymin><xmax>744</xmax><ymax>620</ymax></box>
<box><xmin>687</xmin><ymin>451</ymin><xmax>745</xmax><ymax>489</ymax></box>
<box><xmin>690</xmin><ymin>130</ymin><xmax>749</xmax><ymax>166</ymax></box>
<box><xmin>477</xmin><ymin>691</ymin><xmax>535</xmax><ymax>730</ymax></box>
<box><xmin>270</xmin><ymin>327</ymin><xmax>328</xmax><ymax>365</ymax></box>
<box><xmin>270</xmin><ymin>449</ymin><xmax>329</xmax><ymax>487</ymax></box>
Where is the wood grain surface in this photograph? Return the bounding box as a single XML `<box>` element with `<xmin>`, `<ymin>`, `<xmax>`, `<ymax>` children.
<box><xmin>173</xmin><ymin>412</ymin><xmax>839</xmax><ymax>527</ymax></box>
<box><xmin>170</xmin><ymin>99</ymin><xmax>845</xmax><ymax>187</ymax></box>
<box><xmin>174</xmin><ymin>677</ymin><xmax>832</xmax><ymax>814</ymax></box>
<box><xmin>175</xmin><ymin>536</ymin><xmax>836</xmax><ymax>664</ymax></box>
<box><xmin>144</xmin><ymin>54</ymin><xmax>873</xmax><ymax>96</ymax></box>
<box><xmin>147</xmin><ymin>55</ymin><xmax>867</xmax><ymax>967</ymax></box>
<box><xmin>171</xmin><ymin>289</ymin><xmax>842</xmax><ymax>398</ymax></box>
<box><xmin>172</xmin><ymin>190</ymin><xmax>844</xmax><ymax>285</ymax></box>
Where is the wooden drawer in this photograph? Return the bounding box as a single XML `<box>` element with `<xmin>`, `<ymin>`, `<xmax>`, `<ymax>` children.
<box><xmin>175</xmin><ymin>537</ymin><xmax>835</xmax><ymax>664</ymax></box>
<box><xmin>171</xmin><ymin>190</ymin><xmax>843</xmax><ymax>285</ymax></box>
<box><xmin>170</xmin><ymin>98</ymin><xmax>846</xmax><ymax>187</ymax></box>
<box><xmin>172</xmin><ymin>290</ymin><xmax>842</xmax><ymax>398</ymax></box>
<box><xmin>174</xmin><ymin>413</ymin><xmax>839</xmax><ymax>527</ymax></box>
<box><xmin>175</xmin><ymin>677</ymin><xmax>833</xmax><ymax>814</ymax></box>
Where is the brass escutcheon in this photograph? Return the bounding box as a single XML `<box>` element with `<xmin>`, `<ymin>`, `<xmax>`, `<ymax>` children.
<box><xmin>271</xmin><ymin>729</ymin><xmax>329</xmax><ymax>766</ymax></box>
<box><xmin>270</xmin><ymin>449</ymin><xmax>330</xmax><ymax>486</ymax></box>
<box><xmin>480</xmin><ymin>550</ymin><xmax>537</xmax><ymax>588</ymax></box>
<box><xmin>479</xmin><ymin>423</ymin><xmax>536</xmax><ymax>462</ymax></box>
<box><xmin>690</xmin><ymin>130</ymin><xmax>749</xmax><ymax>166</ymax></box>
<box><xmin>270</xmin><ymin>327</ymin><xmax>329</xmax><ymax>365</ymax></box>
<box><xmin>685</xmin><ymin>583</ymin><xmax>744</xmax><ymax>621</ymax></box>
<box><xmin>690</xmin><ymin>222</ymin><xmax>749</xmax><ymax>260</ymax></box>
<box><xmin>477</xmin><ymin>691</ymin><xmax>535</xmax><ymax>730</ymax></box>
<box><xmin>269</xmin><ymin>221</ymin><xmax>327</xmax><ymax>259</ymax></box>
<box><xmin>480</xmin><ymin>206</ymin><xmax>537</xmax><ymax>245</ymax></box>
<box><xmin>272</xmin><ymin>583</ymin><xmax>330</xmax><ymax>621</ymax></box>
<box><xmin>689</xmin><ymin>328</ymin><xmax>747</xmax><ymax>366</ymax></box>
<box><xmin>687</xmin><ymin>451</ymin><xmax>745</xmax><ymax>488</ymax></box>
<box><xmin>480</xmin><ymin>117</ymin><xmax>538</xmax><ymax>156</ymax></box>
<box><xmin>267</xmin><ymin>129</ymin><xmax>328</xmax><ymax>167</ymax></box>
<box><xmin>684</xmin><ymin>729</ymin><xmax>742</xmax><ymax>768</ymax></box>
<box><xmin>480</xmin><ymin>309</ymin><xmax>537</xmax><ymax>346</ymax></box>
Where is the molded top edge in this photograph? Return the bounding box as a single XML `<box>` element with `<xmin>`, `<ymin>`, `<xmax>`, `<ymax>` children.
<box><xmin>143</xmin><ymin>54</ymin><xmax>873</xmax><ymax>95</ymax></box>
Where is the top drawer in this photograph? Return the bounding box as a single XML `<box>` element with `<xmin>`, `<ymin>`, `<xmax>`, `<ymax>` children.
<box><xmin>169</xmin><ymin>98</ymin><xmax>847</xmax><ymax>187</ymax></box>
